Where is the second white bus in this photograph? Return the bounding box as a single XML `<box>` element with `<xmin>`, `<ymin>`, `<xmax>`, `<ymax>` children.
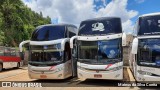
<box><xmin>130</xmin><ymin>13</ymin><xmax>160</xmax><ymax>83</ymax></box>
<box><xmin>70</xmin><ymin>17</ymin><xmax>126</xmax><ymax>80</ymax></box>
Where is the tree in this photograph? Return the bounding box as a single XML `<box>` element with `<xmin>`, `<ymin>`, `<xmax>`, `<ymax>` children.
<box><xmin>0</xmin><ymin>0</ymin><xmax>51</xmax><ymax>46</ymax></box>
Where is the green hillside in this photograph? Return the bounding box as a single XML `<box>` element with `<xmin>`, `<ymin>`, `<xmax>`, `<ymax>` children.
<box><xmin>0</xmin><ymin>0</ymin><xmax>51</xmax><ymax>47</ymax></box>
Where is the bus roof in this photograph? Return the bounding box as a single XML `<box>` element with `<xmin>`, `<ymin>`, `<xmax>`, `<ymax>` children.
<box><xmin>36</xmin><ymin>24</ymin><xmax>77</xmax><ymax>29</ymax></box>
<box><xmin>139</xmin><ymin>12</ymin><xmax>160</xmax><ymax>18</ymax></box>
<box><xmin>81</xmin><ymin>17</ymin><xmax>121</xmax><ymax>22</ymax></box>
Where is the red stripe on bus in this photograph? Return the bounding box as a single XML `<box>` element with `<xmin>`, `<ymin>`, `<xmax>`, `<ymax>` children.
<box><xmin>105</xmin><ymin>64</ymin><xmax>113</xmax><ymax>69</ymax></box>
<box><xmin>0</xmin><ymin>56</ymin><xmax>21</xmax><ymax>62</ymax></box>
<box><xmin>49</xmin><ymin>66</ymin><xmax>55</xmax><ymax>70</ymax></box>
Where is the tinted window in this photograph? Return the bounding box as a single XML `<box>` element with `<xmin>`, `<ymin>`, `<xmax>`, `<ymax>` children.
<box><xmin>79</xmin><ymin>41</ymin><xmax>97</xmax><ymax>60</ymax></box>
<box><xmin>69</xmin><ymin>32</ymin><xmax>76</xmax><ymax>38</ymax></box>
<box><xmin>79</xmin><ymin>18</ymin><xmax>122</xmax><ymax>36</ymax></box>
<box><xmin>67</xmin><ymin>27</ymin><xmax>76</xmax><ymax>38</ymax></box>
<box><xmin>98</xmin><ymin>39</ymin><xmax>121</xmax><ymax>59</ymax></box>
<box><xmin>78</xmin><ymin>39</ymin><xmax>122</xmax><ymax>64</ymax></box>
<box><xmin>31</xmin><ymin>52</ymin><xmax>62</xmax><ymax>62</ymax></box>
<box><xmin>30</xmin><ymin>44</ymin><xmax>63</xmax><ymax>66</ymax></box>
<box><xmin>4</xmin><ymin>48</ymin><xmax>11</xmax><ymax>56</ymax></box>
<box><xmin>138</xmin><ymin>38</ymin><xmax>160</xmax><ymax>67</ymax></box>
<box><xmin>32</xmin><ymin>26</ymin><xmax>65</xmax><ymax>41</ymax></box>
<box><xmin>138</xmin><ymin>15</ymin><xmax>160</xmax><ymax>35</ymax></box>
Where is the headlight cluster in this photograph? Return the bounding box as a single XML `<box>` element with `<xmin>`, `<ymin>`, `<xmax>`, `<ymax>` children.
<box><xmin>138</xmin><ymin>70</ymin><xmax>152</xmax><ymax>76</ymax></box>
<box><xmin>77</xmin><ymin>66</ymin><xmax>89</xmax><ymax>71</ymax></box>
<box><xmin>108</xmin><ymin>66</ymin><xmax>123</xmax><ymax>71</ymax></box>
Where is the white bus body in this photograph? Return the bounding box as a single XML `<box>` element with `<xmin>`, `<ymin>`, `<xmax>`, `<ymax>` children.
<box><xmin>19</xmin><ymin>24</ymin><xmax>77</xmax><ymax>79</ymax></box>
<box><xmin>70</xmin><ymin>17</ymin><xmax>126</xmax><ymax>80</ymax></box>
<box><xmin>129</xmin><ymin>13</ymin><xmax>160</xmax><ymax>83</ymax></box>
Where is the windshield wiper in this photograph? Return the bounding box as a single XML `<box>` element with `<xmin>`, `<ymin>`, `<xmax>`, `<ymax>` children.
<box><xmin>99</xmin><ymin>58</ymin><xmax>121</xmax><ymax>62</ymax></box>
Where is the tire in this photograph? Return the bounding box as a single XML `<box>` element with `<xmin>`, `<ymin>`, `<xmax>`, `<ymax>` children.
<box><xmin>0</xmin><ymin>63</ymin><xmax>3</xmax><ymax>72</ymax></box>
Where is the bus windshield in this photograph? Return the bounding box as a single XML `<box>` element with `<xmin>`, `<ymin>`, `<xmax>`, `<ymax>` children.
<box><xmin>29</xmin><ymin>44</ymin><xmax>63</xmax><ymax>66</ymax></box>
<box><xmin>79</xmin><ymin>41</ymin><xmax>97</xmax><ymax>63</ymax></box>
<box><xmin>138</xmin><ymin>38</ymin><xmax>160</xmax><ymax>67</ymax></box>
<box><xmin>78</xmin><ymin>39</ymin><xmax>121</xmax><ymax>64</ymax></box>
<box><xmin>138</xmin><ymin>15</ymin><xmax>160</xmax><ymax>35</ymax></box>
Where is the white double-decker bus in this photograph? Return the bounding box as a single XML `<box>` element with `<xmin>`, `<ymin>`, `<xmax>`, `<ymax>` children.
<box><xmin>19</xmin><ymin>24</ymin><xmax>77</xmax><ymax>79</ymax></box>
<box><xmin>130</xmin><ymin>13</ymin><xmax>160</xmax><ymax>83</ymax></box>
<box><xmin>70</xmin><ymin>17</ymin><xmax>126</xmax><ymax>80</ymax></box>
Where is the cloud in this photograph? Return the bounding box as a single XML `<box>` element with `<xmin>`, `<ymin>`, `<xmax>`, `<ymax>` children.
<box><xmin>22</xmin><ymin>0</ymin><xmax>138</xmax><ymax>34</ymax></box>
<box><xmin>135</xmin><ymin>0</ymin><xmax>145</xmax><ymax>4</ymax></box>
<box><xmin>96</xmin><ymin>0</ymin><xmax>138</xmax><ymax>22</ymax></box>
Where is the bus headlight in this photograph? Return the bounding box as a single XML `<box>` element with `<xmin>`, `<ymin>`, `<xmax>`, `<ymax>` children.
<box><xmin>58</xmin><ymin>74</ymin><xmax>62</xmax><ymax>77</ymax></box>
<box><xmin>109</xmin><ymin>66</ymin><xmax>123</xmax><ymax>71</ymax></box>
<box><xmin>138</xmin><ymin>70</ymin><xmax>152</xmax><ymax>76</ymax></box>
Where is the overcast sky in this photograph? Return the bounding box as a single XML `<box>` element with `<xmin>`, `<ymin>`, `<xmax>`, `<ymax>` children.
<box><xmin>22</xmin><ymin>0</ymin><xmax>160</xmax><ymax>34</ymax></box>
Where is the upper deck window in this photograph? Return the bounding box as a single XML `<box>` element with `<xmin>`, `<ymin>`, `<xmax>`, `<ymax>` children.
<box><xmin>78</xmin><ymin>18</ymin><xmax>122</xmax><ymax>36</ymax></box>
<box><xmin>138</xmin><ymin>15</ymin><xmax>160</xmax><ymax>35</ymax></box>
<box><xmin>31</xmin><ymin>26</ymin><xmax>65</xmax><ymax>41</ymax></box>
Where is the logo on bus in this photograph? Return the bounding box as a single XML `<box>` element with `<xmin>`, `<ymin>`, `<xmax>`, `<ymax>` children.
<box><xmin>92</xmin><ymin>22</ymin><xmax>105</xmax><ymax>31</ymax></box>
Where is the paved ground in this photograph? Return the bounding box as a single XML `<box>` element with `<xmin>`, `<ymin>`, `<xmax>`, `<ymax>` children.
<box><xmin>0</xmin><ymin>67</ymin><xmax>35</xmax><ymax>81</ymax></box>
<box><xmin>0</xmin><ymin>67</ymin><xmax>159</xmax><ymax>90</ymax></box>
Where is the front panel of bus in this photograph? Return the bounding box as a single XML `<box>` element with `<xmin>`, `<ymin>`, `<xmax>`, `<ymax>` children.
<box><xmin>28</xmin><ymin>26</ymin><xmax>73</xmax><ymax>79</ymax></box>
<box><xmin>136</xmin><ymin>38</ymin><xmax>160</xmax><ymax>82</ymax></box>
<box><xmin>76</xmin><ymin>18</ymin><xmax>123</xmax><ymax>80</ymax></box>
<box><xmin>77</xmin><ymin>38</ymin><xmax>123</xmax><ymax>79</ymax></box>
<box><xmin>134</xmin><ymin>15</ymin><xmax>160</xmax><ymax>82</ymax></box>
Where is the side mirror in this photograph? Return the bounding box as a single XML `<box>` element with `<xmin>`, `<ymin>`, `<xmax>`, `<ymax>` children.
<box><xmin>19</xmin><ymin>40</ymin><xmax>30</xmax><ymax>60</ymax></box>
<box><xmin>131</xmin><ymin>38</ymin><xmax>138</xmax><ymax>54</ymax></box>
<box><xmin>19</xmin><ymin>40</ymin><xmax>30</xmax><ymax>52</ymax></box>
<box><xmin>122</xmin><ymin>33</ymin><xmax>126</xmax><ymax>46</ymax></box>
<box><xmin>70</xmin><ymin>36</ymin><xmax>77</xmax><ymax>48</ymax></box>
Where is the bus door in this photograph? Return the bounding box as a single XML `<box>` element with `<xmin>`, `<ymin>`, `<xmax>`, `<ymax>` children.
<box><xmin>71</xmin><ymin>40</ymin><xmax>78</xmax><ymax>77</ymax></box>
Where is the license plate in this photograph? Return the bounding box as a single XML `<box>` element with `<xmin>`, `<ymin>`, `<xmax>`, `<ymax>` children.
<box><xmin>94</xmin><ymin>74</ymin><xmax>102</xmax><ymax>78</ymax></box>
<box><xmin>40</xmin><ymin>75</ymin><xmax>47</xmax><ymax>78</ymax></box>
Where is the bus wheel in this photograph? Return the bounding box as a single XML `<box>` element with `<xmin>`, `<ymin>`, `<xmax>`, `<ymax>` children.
<box><xmin>16</xmin><ymin>63</ymin><xmax>20</xmax><ymax>69</ymax></box>
<box><xmin>0</xmin><ymin>63</ymin><xmax>3</xmax><ymax>72</ymax></box>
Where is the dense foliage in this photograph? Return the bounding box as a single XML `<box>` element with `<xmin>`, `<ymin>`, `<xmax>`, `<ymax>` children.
<box><xmin>0</xmin><ymin>0</ymin><xmax>51</xmax><ymax>46</ymax></box>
